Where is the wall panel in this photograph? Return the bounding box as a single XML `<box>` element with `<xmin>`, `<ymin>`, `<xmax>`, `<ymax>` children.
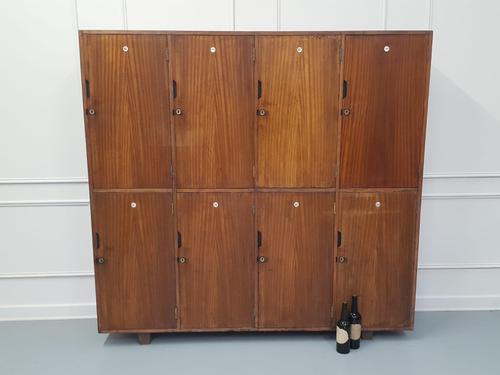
<box><xmin>76</xmin><ymin>0</ymin><xmax>125</xmax><ymax>30</ymax></box>
<box><xmin>0</xmin><ymin>0</ymin><xmax>87</xmax><ymax>179</ymax></box>
<box><xmin>281</xmin><ymin>0</ymin><xmax>384</xmax><ymax>30</ymax></box>
<box><xmin>235</xmin><ymin>0</ymin><xmax>278</xmax><ymax>31</ymax></box>
<box><xmin>126</xmin><ymin>0</ymin><xmax>234</xmax><ymax>30</ymax></box>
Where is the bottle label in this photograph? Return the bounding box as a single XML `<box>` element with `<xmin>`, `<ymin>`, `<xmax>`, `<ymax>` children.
<box><xmin>336</xmin><ymin>328</ymin><xmax>349</xmax><ymax>344</ymax></box>
<box><xmin>351</xmin><ymin>324</ymin><xmax>361</xmax><ymax>340</ymax></box>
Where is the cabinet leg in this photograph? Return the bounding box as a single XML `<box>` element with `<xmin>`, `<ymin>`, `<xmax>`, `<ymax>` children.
<box><xmin>137</xmin><ymin>333</ymin><xmax>152</xmax><ymax>345</ymax></box>
<box><xmin>361</xmin><ymin>331</ymin><xmax>374</xmax><ymax>340</ymax></box>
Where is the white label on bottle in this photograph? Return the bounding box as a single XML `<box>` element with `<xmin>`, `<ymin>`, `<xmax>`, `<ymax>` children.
<box><xmin>336</xmin><ymin>328</ymin><xmax>349</xmax><ymax>344</ymax></box>
<box><xmin>351</xmin><ymin>324</ymin><xmax>361</xmax><ymax>340</ymax></box>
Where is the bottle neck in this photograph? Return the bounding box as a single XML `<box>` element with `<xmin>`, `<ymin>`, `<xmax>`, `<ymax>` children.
<box><xmin>351</xmin><ymin>296</ymin><xmax>358</xmax><ymax>314</ymax></box>
<box><xmin>341</xmin><ymin>303</ymin><xmax>349</xmax><ymax>321</ymax></box>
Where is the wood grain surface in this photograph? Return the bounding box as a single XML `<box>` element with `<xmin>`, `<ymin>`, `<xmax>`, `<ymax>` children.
<box><xmin>82</xmin><ymin>34</ymin><xmax>171</xmax><ymax>189</ymax></box>
<box><xmin>340</xmin><ymin>34</ymin><xmax>432</xmax><ymax>188</ymax></box>
<box><xmin>92</xmin><ymin>192</ymin><xmax>176</xmax><ymax>331</ymax></box>
<box><xmin>256</xmin><ymin>36</ymin><xmax>340</xmax><ymax>188</ymax></box>
<box><xmin>176</xmin><ymin>192</ymin><xmax>255</xmax><ymax>329</ymax></box>
<box><xmin>257</xmin><ymin>192</ymin><xmax>335</xmax><ymax>328</ymax></box>
<box><xmin>335</xmin><ymin>190</ymin><xmax>418</xmax><ymax>329</ymax></box>
<box><xmin>170</xmin><ymin>36</ymin><xmax>255</xmax><ymax>188</ymax></box>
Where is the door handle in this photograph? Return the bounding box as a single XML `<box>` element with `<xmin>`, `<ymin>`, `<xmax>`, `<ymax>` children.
<box><xmin>257</xmin><ymin>231</ymin><xmax>262</xmax><ymax>247</ymax></box>
<box><xmin>172</xmin><ymin>80</ymin><xmax>177</xmax><ymax>98</ymax></box>
<box><xmin>177</xmin><ymin>231</ymin><xmax>182</xmax><ymax>248</ymax></box>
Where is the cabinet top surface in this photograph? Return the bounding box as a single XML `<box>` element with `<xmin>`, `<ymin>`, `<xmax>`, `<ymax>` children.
<box><xmin>79</xmin><ymin>30</ymin><xmax>432</xmax><ymax>36</ymax></box>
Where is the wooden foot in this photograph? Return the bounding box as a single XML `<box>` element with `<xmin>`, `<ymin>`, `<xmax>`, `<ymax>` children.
<box><xmin>138</xmin><ymin>333</ymin><xmax>152</xmax><ymax>345</ymax></box>
<box><xmin>361</xmin><ymin>331</ymin><xmax>374</xmax><ymax>340</ymax></box>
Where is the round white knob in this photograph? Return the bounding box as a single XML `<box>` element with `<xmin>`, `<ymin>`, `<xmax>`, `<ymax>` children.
<box><xmin>131</xmin><ymin>202</ymin><xmax>137</xmax><ymax>208</ymax></box>
<box><xmin>122</xmin><ymin>45</ymin><xmax>129</xmax><ymax>52</ymax></box>
<box><xmin>213</xmin><ymin>202</ymin><xmax>219</xmax><ymax>208</ymax></box>
<box><xmin>293</xmin><ymin>201</ymin><xmax>300</xmax><ymax>208</ymax></box>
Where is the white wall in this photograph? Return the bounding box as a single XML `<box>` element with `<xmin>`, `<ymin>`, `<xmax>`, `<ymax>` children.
<box><xmin>0</xmin><ymin>0</ymin><xmax>499</xmax><ymax>320</ymax></box>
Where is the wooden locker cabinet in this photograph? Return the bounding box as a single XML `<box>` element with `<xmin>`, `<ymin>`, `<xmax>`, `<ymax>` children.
<box><xmin>79</xmin><ymin>31</ymin><xmax>432</xmax><ymax>344</ymax></box>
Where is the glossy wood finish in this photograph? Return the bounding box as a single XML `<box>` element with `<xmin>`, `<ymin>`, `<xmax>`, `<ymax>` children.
<box><xmin>340</xmin><ymin>34</ymin><xmax>432</xmax><ymax>188</ymax></box>
<box><xmin>256</xmin><ymin>36</ymin><xmax>340</xmax><ymax>188</ymax></box>
<box><xmin>81</xmin><ymin>34</ymin><xmax>171</xmax><ymax>189</ymax></box>
<box><xmin>335</xmin><ymin>191</ymin><xmax>418</xmax><ymax>329</ymax></box>
<box><xmin>170</xmin><ymin>36</ymin><xmax>254</xmax><ymax>188</ymax></box>
<box><xmin>257</xmin><ymin>193</ymin><xmax>335</xmax><ymax>328</ymax></box>
<box><xmin>92</xmin><ymin>192</ymin><xmax>176</xmax><ymax>331</ymax></box>
<box><xmin>176</xmin><ymin>193</ymin><xmax>255</xmax><ymax>329</ymax></box>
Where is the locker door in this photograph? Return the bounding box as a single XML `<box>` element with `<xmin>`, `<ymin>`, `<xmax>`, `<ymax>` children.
<box><xmin>256</xmin><ymin>36</ymin><xmax>340</xmax><ymax>188</ymax></box>
<box><xmin>82</xmin><ymin>34</ymin><xmax>171</xmax><ymax>189</ymax></box>
<box><xmin>257</xmin><ymin>193</ymin><xmax>334</xmax><ymax>328</ymax></box>
<box><xmin>340</xmin><ymin>34</ymin><xmax>432</xmax><ymax>188</ymax></box>
<box><xmin>171</xmin><ymin>36</ymin><xmax>254</xmax><ymax>188</ymax></box>
<box><xmin>177</xmin><ymin>193</ymin><xmax>255</xmax><ymax>329</ymax></box>
<box><xmin>92</xmin><ymin>192</ymin><xmax>176</xmax><ymax>331</ymax></box>
<box><xmin>335</xmin><ymin>191</ymin><xmax>418</xmax><ymax>329</ymax></box>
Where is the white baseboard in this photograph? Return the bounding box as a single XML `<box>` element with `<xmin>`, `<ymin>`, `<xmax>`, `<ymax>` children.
<box><xmin>0</xmin><ymin>303</ymin><xmax>96</xmax><ymax>321</ymax></box>
<box><xmin>416</xmin><ymin>295</ymin><xmax>500</xmax><ymax>311</ymax></box>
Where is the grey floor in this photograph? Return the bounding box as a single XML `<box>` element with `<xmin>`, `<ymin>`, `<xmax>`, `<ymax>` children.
<box><xmin>1</xmin><ymin>311</ymin><xmax>499</xmax><ymax>375</ymax></box>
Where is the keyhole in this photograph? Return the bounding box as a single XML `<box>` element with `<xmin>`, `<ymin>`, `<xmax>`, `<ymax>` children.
<box><xmin>131</xmin><ymin>202</ymin><xmax>137</xmax><ymax>208</ymax></box>
<box><xmin>122</xmin><ymin>45</ymin><xmax>129</xmax><ymax>52</ymax></box>
<box><xmin>213</xmin><ymin>202</ymin><xmax>219</xmax><ymax>208</ymax></box>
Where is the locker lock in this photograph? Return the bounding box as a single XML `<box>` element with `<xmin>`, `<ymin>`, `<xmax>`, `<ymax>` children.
<box><xmin>177</xmin><ymin>257</ymin><xmax>187</xmax><ymax>264</ymax></box>
<box><xmin>173</xmin><ymin>108</ymin><xmax>183</xmax><ymax>116</ymax></box>
<box><xmin>384</xmin><ymin>45</ymin><xmax>390</xmax><ymax>52</ymax></box>
<box><xmin>296</xmin><ymin>46</ymin><xmax>303</xmax><ymax>53</ymax></box>
<box><xmin>257</xmin><ymin>108</ymin><xmax>267</xmax><ymax>116</ymax></box>
<box><xmin>341</xmin><ymin>108</ymin><xmax>350</xmax><ymax>116</ymax></box>
<box><xmin>95</xmin><ymin>257</ymin><xmax>105</xmax><ymax>264</ymax></box>
<box><xmin>257</xmin><ymin>256</ymin><xmax>267</xmax><ymax>263</ymax></box>
<box><xmin>210</xmin><ymin>46</ymin><xmax>216</xmax><ymax>53</ymax></box>
<box><xmin>122</xmin><ymin>45</ymin><xmax>129</xmax><ymax>52</ymax></box>
<box><xmin>131</xmin><ymin>202</ymin><xmax>137</xmax><ymax>208</ymax></box>
<box><xmin>293</xmin><ymin>201</ymin><xmax>300</xmax><ymax>208</ymax></box>
<box><xmin>86</xmin><ymin>108</ymin><xmax>96</xmax><ymax>116</ymax></box>
<box><xmin>336</xmin><ymin>256</ymin><xmax>347</xmax><ymax>263</ymax></box>
<box><xmin>212</xmin><ymin>202</ymin><xmax>219</xmax><ymax>208</ymax></box>
<box><xmin>375</xmin><ymin>201</ymin><xmax>381</xmax><ymax>208</ymax></box>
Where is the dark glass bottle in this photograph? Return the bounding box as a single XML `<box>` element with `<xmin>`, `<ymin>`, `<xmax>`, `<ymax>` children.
<box><xmin>349</xmin><ymin>295</ymin><xmax>362</xmax><ymax>349</ymax></box>
<box><xmin>336</xmin><ymin>302</ymin><xmax>351</xmax><ymax>354</ymax></box>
